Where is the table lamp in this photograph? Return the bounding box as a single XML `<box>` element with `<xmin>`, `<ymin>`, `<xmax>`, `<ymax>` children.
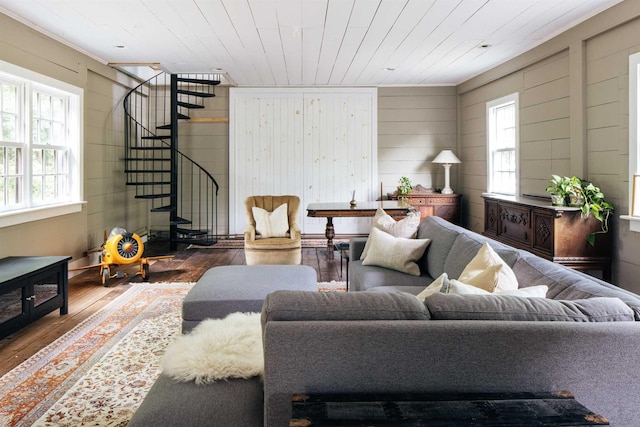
<box><xmin>432</xmin><ymin>150</ymin><xmax>461</xmax><ymax>194</ymax></box>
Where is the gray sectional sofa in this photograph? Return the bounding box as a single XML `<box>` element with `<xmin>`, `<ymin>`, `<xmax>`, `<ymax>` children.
<box><xmin>130</xmin><ymin>216</ymin><xmax>640</xmax><ymax>427</ymax></box>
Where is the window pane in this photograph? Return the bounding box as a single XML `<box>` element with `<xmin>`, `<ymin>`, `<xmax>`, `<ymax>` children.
<box><xmin>44</xmin><ymin>175</ymin><xmax>55</xmax><ymax>199</ymax></box>
<box><xmin>32</xmin><ymin>149</ymin><xmax>42</xmax><ymax>174</ymax></box>
<box><xmin>52</xmin><ymin>97</ymin><xmax>64</xmax><ymax>121</ymax></box>
<box><xmin>40</xmin><ymin>94</ymin><xmax>51</xmax><ymax>119</ymax></box>
<box><xmin>39</xmin><ymin>120</ymin><xmax>51</xmax><ymax>145</ymax></box>
<box><xmin>2</xmin><ymin>114</ymin><xmax>17</xmax><ymax>141</ymax></box>
<box><xmin>32</xmin><ymin>175</ymin><xmax>42</xmax><ymax>201</ymax></box>
<box><xmin>52</xmin><ymin>122</ymin><xmax>64</xmax><ymax>145</ymax></box>
<box><xmin>44</xmin><ymin>149</ymin><xmax>55</xmax><ymax>174</ymax></box>
<box><xmin>7</xmin><ymin>147</ymin><xmax>20</xmax><ymax>174</ymax></box>
<box><xmin>7</xmin><ymin>176</ymin><xmax>21</xmax><ymax>204</ymax></box>
<box><xmin>32</xmin><ymin>119</ymin><xmax>39</xmax><ymax>144</ymax></box>
<box><xmin>2</xmin><ymin>84</ymin><xmax>18</xmax><ymax>113</ymax></box>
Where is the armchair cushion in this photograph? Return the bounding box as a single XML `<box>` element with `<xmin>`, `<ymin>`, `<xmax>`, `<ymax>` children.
<box><xmin>252</xmin><ymin>203</ymin><xmax>289</xmax><ymax>238</ymax></box>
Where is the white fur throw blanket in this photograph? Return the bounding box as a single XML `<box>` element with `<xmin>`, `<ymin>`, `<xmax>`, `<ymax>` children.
<box><xmin>161</xmin><ymin>312</ymin><xmax>263</xmax><ymax>384</ymax></box>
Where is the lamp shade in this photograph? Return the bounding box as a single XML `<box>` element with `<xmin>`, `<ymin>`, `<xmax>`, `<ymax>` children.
<box><xmin>432</xmin><ymin>150</ymin><xmax>461</xmax><ymax>164</ymax></box>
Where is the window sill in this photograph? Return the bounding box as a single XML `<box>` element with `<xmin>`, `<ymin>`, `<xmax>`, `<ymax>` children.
<box><xmin>620</xmin><ymin>215</ymin><xmax>640</xmax><ymax>232</ymax></box>
<box><xmin>0</xmin><ymin>202</ymin><xmax>86</xmax><ymax>228</ymax></box>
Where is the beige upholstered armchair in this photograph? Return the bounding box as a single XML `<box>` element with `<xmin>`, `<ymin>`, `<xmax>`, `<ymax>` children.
<box><xmin>244</xmin><ymin>195</ymin><xmax>302</xmax><ymax>265</ymax></box>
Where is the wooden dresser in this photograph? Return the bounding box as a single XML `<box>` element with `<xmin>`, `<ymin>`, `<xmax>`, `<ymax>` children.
<box><xmin>482</xmin><ymin>194</ymin><xmax>611</xmax><ymax>280</ymax></box>
<box><xmin>390</xmin><ymin>192</ymin><xmax>461</xmax><ymax>224</ymax></box>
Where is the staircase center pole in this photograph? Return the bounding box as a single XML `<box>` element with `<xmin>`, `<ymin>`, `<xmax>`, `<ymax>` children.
<box><xmin>169</xmin><ymin>74</ymin><xmax>179</xmax><ymax>251</ymax></box>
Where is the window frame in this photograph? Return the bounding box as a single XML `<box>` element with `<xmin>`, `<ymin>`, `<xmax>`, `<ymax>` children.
<box><xmin>0</xmin><ymin>60</ymin><xmax>83</xmax><ymax>228</ymax></box>
<box><xmin>486</xmin><ymin>92</ymin><xmax>520</xmax><ymax>196</ymax></box>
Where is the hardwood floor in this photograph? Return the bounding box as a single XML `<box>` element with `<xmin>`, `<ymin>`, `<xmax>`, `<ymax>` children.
<box><xmin>0</xmin><ymin>244</ymin><xmax>344</xmax><ymax>377</ymax></box>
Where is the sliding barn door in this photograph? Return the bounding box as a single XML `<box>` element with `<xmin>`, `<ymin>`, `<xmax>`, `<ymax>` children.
<box><xmin>229</xmin><ymin>88</ymin><xmax>377</xmax><ymax>235</ymax></box>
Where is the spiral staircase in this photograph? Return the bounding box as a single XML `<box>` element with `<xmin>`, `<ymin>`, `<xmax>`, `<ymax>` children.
<box><xmin>123</xmin><ymin>73</ymin><xmax>220</xmax><ymax>250</ymax></box>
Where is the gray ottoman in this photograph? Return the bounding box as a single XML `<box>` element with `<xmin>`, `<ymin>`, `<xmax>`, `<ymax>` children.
<box><xmin>182</xmin><ymin>265</ymin><xmax>317</xmax><ymax>333</ymax></box>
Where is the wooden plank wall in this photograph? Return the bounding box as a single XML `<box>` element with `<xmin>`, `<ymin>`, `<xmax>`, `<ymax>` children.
<box><xmin>229</xmin><ymin>88</ymin><xmax>377</xmax><ymax>235</ymax></box>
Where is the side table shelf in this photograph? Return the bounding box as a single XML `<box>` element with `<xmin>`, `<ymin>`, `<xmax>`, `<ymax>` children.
<box><xmin>0</xmin><ymin>256</ymin><xmax>71</xmax><ymax>339</ymax></box>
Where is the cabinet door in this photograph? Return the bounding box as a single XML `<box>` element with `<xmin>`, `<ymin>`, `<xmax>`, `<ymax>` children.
<box><xmin>484</xmin><ymin>200</ymin><xmax>499</xmax><ymax>237</ymax></box>
<box><xmin>0</xmin><ymin>285</ymin><xmax>29</xmax><ymax>338</ymax></box>
<box><xmin>29</xmin><ymin>268</ymin><xmax>64</xmax><ymax>321</ymax></box>
<box><xmin>498</xmin><ymin>203</ymin><xmax>531</xmax><ymax>245</ymax></box>
<box><xmin>532</xmin><ymin>210</ymin><xmax>555</xmax><ymax>256</ymax></box>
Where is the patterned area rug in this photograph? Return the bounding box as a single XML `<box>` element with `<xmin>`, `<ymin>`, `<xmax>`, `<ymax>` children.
<box><xmin>0</xmin><ymin>281</ymin><xmax>346</xmax><ymax>426</ymax></box>
<box><xmin>0</xmin><ymin>283</ymin><xmax>194</xmax><ymax>427</ymax></box>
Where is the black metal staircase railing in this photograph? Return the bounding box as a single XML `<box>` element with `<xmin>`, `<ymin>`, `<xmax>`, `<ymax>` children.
<box><xmin>123</xmin><ymin>72</ymin><xmax>220</xmax><ymax>250</ymax></box>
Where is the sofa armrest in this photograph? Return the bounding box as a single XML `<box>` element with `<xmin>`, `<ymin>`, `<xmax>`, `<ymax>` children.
<box><xmin>349</xmin><ymin>237</ymin><xmax>367</xmax><ymax>260</ymax></box>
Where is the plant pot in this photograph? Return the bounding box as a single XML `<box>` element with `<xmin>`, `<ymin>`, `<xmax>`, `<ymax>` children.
<box><xmin>550</xmin><ymin>194</ymin><xmax>565</xmax><ymax>206</ymax></box>
<box><xmin>568</xmin><ymin>194</ymin><xmax>584</xmax><ymax>207</ymax></box>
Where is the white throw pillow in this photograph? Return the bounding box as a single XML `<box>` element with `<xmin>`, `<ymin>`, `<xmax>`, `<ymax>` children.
<box><xmin>496</xmin><ymin>285</ymin><xmax>548</xmax><ymax>298</ymax></box>
<box><xmin>446</xmin><ymin>279</ymin><xmax>492</xmax><ymax>295</ymax></box>
<box><xmin>361</xmin><ymin>227</ymin><xmax>431</xmax><ymax>276</ymax></box>
<box><xmin>252</xmin><ymin>203</ymin><xmax>289</xmax><ymax>238</ymax></box>
<box><xmin>360</xmin><ymin>208</ymin><xmax>420</xmax><ymax>260</ymax></box>
<box><xmin>457</xmin><ymin>242</ymin><xmax>519</xmax><ymax>292</ymax></box>
<box><xmin>416</xmin><ymin>273</ymin><xmax>448</xmax><ymax>301</ymax></box>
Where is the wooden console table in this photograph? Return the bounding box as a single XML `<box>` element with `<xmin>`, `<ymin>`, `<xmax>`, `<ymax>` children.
<box><xmin>482</xmin><ymin>194</ymin><xmax>611</xmax><ymax>280</ymax></box>
<box><xmin>290</xmin><ymin>391</ymin><xmax>609</xmax><ymax>426</ymax></box>
<box><xmin>307</xmin><ymin>201</ymin><xmax>412</xmax><ymax>252</ymax></box>
<box><xmin>0</xmin><ymin>256</ymin><xmax>71</xmax><ymax>339</ymax></box>
<box><xmin>390</xmin><ymin>192</ymin><xmax>461</xmax><ymax>224</ymax></box>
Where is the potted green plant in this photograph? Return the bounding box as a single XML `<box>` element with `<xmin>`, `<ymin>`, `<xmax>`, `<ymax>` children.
<box><xmin>545</xmin><ymin>175</ymin><xmax>613</xmax><ymax>245</ymax></box>
<box><xmin>545</xmin><ymin>175</ymin><xmax>578</xmax><ymax>206</ymax></box>
<box><xmin>579</xmin><ymin>179</ymin><xmax>614</xmax><ymax>246</ymax></box>
<box><xmin>397</xmin><ymin>176</ymin><xmax>413</xmax><ymax>199</ymax></box>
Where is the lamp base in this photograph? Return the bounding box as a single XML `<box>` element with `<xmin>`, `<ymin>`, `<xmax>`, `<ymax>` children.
<box><xmin>441</xmin><ymin>188</ymin><xmax>453</xmax><ymax>195</ymax></box>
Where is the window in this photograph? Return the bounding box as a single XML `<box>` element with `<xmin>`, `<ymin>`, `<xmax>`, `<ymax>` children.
<box><xmin>626</xmin><ymin>52</ymin><xmax>640</xmax><ymax>231</ymax></box>
<box><xmin>0</xmin><ymin>61</ymin><xmax>82</xmax><ymax>227</ymax></box>
<box><xmin>486</xmin><ymin>93</ymin><xmax>519</xmax><ymax>195</ymax></box>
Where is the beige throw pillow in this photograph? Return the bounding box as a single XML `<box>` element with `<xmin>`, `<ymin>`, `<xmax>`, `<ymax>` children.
<box><xmin>360</xmin><ymin>208</ymin><xmax>421</xmax><ymax>260</ymax></box>
<box><xmin>252</xmin><ymin>203</ymin><xmax>289</xmax><ymax>238</ymax></box>
<box><xmin>361</xmin><ymin>227</ymin><xmax>431</xmax><ymax>276</ymax></box>
<box><xmin>416</xmin><ymin>273</ymin><xmax>448</xmax><ymax>301</ymax></box>
<box><xmin>457</xmin><ymin>243</ymin><xmax>519</xmax><ymax>292</ymax></box>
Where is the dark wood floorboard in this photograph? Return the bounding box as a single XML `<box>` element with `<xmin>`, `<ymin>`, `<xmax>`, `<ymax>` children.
<box><xmin>0</xmin><ymin>244</ymin><xmax>344</xmax><ymax>376</ymax></box>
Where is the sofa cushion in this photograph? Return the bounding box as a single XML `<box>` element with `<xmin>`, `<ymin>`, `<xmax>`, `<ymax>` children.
<box><xmin>513</xmin><ymin>252</ymin><xmax>640</xmax><ymax>320</ymax></box>
<box><xmin>443</xmin><ymin>232</ymin><xmax>520</xmax><ymax>280</ymax></box>
<box><xmin>348</xmin><ymin>260</ymin><xmax>432</xmax><ymax>292</ymax></box>
<box><xmin>361</xmin><ymin>228</ymin><xmax>431</xmax><ymax>276</ymax></box>
<box><xmin>262</xmin><ymin>290</ymin><xmax>429</xmax><ymax>322</ymax></box>
<box><xmin>416</xmin><ymin>217</ymin><xmax>461</xmax><ymax>278</ymax></box>
<box><xmin>424</xmin><ymin>293</ymin><xmax>634</xmax><ymax>322</ymax></box>
<box><xmin>360</xmin><ymin>208</ymin><xmax>420</xmax><ymax>260</ymax></box>
<box><xmin>458</xmin><ymin>243</ymin><xmax>519</xmax><ymax>292</ymax></box>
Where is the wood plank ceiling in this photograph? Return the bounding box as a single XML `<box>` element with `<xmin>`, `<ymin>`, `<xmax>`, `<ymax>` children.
<box><xmin>0</xmin><ymin>0</ymin><xmax>623</xmax><ymax>86</ymax></box>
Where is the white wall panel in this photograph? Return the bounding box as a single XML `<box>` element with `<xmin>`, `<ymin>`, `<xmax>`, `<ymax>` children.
<box><xmin>230</xmin><ymin>88</ymin><xmax>377</xmax><ymax>235</ymax></box>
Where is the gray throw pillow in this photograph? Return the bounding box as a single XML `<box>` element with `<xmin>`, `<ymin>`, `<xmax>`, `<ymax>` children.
<box><xmin>424</xmin><ymin>293</ymin><xmax>634</xmax><ymax>322</ymax></box>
